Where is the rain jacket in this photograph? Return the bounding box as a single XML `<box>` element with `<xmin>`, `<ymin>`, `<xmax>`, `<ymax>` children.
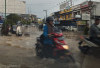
<box><xmin>43</xmin><ymin>24</ymin><xmax>53</xmax><ymax>45</ymax></box>
<box><xmin>16</xmin><ymin>26</ymin><xmax>22</xmax><ymax>35</ymax></box>
<box><xmin>90</xmin><ymin>23</ymin><xmax>100</xmax><ymax>38</ymax></box>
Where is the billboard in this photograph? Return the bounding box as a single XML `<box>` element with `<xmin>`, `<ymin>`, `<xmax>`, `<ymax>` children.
<box><xmin>82</xmin><ymin>13</ymin><xmax>90</xmax><ymax>20</ymax></box>
<box><xmin>81</xmin><ymin>1</ymin><xmax>89</xmax><ymax>8</ymax></box>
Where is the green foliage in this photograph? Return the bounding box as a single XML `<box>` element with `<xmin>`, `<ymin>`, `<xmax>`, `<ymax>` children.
<box><xmin>21</xmin><ymin>19</ymin><xmax>31</xmax><ymax>25</ymax></box>
<box><xmin>21</xmin><ymin>19</ymin><xmax>27</xmax><ymax>24</ymax></box>
<box><xmin>6</xmin><ymin>14</ymin><xmax>21</xmax><ymax>25</ymax></box>
<box><xmin>6</xmin><ymin>14</ymin><xmax>32</xmax><ymax>25</ymax></box>
<box><xmin>27</xmin><ymin>20</ymin><xmax>31</xmax><ymax>25</ymax></box>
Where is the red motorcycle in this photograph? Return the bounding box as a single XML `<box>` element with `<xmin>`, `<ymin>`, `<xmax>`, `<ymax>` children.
<box><xmin>35</xmin><ymin>27</ymin><xmax>75</xmax><ymax>62</ymax></box>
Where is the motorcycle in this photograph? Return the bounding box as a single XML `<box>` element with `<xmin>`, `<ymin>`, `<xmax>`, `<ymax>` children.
<box><xmin>35</xmin><ymin>27</ymin><xmax>75</xmax><ymax>62</ymax></box>
<box><xmin>78</xmin><ymin>36</ymin><xmax>99</xmax><ymax>54</ymax></box>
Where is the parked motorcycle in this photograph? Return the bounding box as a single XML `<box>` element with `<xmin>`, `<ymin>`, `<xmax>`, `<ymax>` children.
<box><xmin>35</xmin><ymin>27</ymin><xmax>75</xmax><ymax>62</ymax></box>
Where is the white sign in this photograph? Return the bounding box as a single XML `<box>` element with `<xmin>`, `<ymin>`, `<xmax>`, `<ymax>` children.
<box><xmin>82</xmin><ymin>14</ymin><xmax>90</xmax><ymax>20</ymax></box>
<box><xmin>75</xmin><ymin>15</ymin><xmax>81</xmax><ymax>18</ymax></box>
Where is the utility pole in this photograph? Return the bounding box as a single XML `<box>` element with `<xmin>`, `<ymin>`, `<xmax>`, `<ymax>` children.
<box><xmin>43</xmin><ymin>10</ymin><xmax>47</xmax><ymax>18</ymax></box>
<box><xmin>70</xmin><ymin>0</ymin><xmax>73</xmax><ymax>7</ymax></box>
<box><xmin>5</xmin><ymin>0</ymin><xmax>6</xmax><ymax>21</ymax></box>
<box><xmin>89</xmin><ymin>0</ymin><xmax>92</xmax><ymax>25</ymax></box>
<box><xmin>3</xmin><ymin>0</ymin><xmax>7</xmax><ymax>35</ymax></box>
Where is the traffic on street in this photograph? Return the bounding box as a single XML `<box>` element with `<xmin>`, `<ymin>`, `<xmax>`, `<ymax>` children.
<box><xmin>0</xmin><ymin>0</ymin><xmax>100</xmax><ymax>68</ymax></box>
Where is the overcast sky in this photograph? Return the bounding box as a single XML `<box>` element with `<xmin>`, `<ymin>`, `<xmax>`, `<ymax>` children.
<box><xmin>21</xmin><ymin>0</ymin><xmax>99</xmax><ymax>18</ymax></box>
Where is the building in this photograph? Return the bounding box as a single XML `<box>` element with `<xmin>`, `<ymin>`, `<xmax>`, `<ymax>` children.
<box><xmin>72</xmin><ymin>4</ymin><xmax>85</xmax><ymax>31</ymax></box>
<box><xmin>72</xmin><ymin>4</ymin><xmax>81</xmax><ymax>20</ymax></box>
<box><xmin>53</xmin><ymin>1</ymin><xmax>100</xmax><ymax>31</ymax></box>
<box><xmin>55</xmin><ymin>7</ymin><xmax>76</xmax><ymax>26</ymax></box>
<box><xmin>53</xmin><ymin>11</ymin><xmax>60</xmax><ymax>20</ymax></box>
<box><xmin>71</xmin><ymin>1</ymin><xmax>100</xmax><ymax>30</ymax></box>
<box><xmin>0</xmin><ymin>0</ymin><xmax>26</xmax><ymax>14</ymax></box>
<box><xmin>80</xmin><ymin>1</ymin><xmax>100</xmax><ymax>26</ymax></box>
<box><xmin>20</xmin><ymin>14</ymin><xmax>37</xmax><ymax>23</ymax></box>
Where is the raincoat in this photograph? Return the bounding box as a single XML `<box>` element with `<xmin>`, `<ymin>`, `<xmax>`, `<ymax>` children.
<box><xmin>43</xmin><ymin>24</ymin><xmax>53</xmax><ymax>45</ymax></box>
<box><xmin>16</xmin><ymin>26</ymin><xmax>22</xmax><ymax>35</ymax></box>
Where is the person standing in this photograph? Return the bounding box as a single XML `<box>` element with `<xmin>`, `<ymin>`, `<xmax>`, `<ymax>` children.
<box><xmin>16</xmin><ymin>21</ymin><xmax>22</xmax><ymax>36</ymax></box>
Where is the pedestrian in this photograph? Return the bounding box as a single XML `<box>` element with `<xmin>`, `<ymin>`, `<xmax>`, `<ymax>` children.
<box><xmin>1</xmin><ymin>24</ymin><xmax>9</xmax><ymax>36</ymax></box>
<box><xmin>16</xmin><ymin>25</ymin><xmax>22</xmax><ymax>36</ymax></box>
<box><xmin>84</xmin><ymin>23</ymin><xmax>89</xmax><ymax>35</ymax></box>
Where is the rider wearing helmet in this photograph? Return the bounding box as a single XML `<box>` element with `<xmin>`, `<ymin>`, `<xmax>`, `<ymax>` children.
<box><xmin>43</xmin><ymin>16</ymin><xmax>54</xmax><ymax>45</ymax></box>
<box><xmin>42</xmin><ymin>16</ymin><xmax>54</xmax><ymax>57</ymax></box>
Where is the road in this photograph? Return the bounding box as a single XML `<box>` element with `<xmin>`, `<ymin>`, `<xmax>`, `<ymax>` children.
<box><xmin>0</xmin><ymin>26</ymin><xmax>100</xmax><ymax>68</ymax></box>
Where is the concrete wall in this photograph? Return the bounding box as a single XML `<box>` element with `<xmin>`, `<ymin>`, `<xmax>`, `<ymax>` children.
<box><xmin>91</xmin><ymin>2</ymin><xmax>100</xmax><ymax>16</ymax></box>
<box><xmin>0</xmin><ymin>0</ymin><xmax>26</xmax><ymax>14</ymax></box>
<box><xmin>95</xmin><ymin>3</ymin><xmax>100</xmax><ymax>16</ymax></box>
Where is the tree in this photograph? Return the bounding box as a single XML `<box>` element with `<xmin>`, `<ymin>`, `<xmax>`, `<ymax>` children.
<box><xmin>1</xmin><ymin>14</ymin><xmax>21</xmax><ymax>35</ymax></box>
<box><xmin>6</xmin><ymin>14</ymin><xmax>21</xmax><ymax>25</ymax></box>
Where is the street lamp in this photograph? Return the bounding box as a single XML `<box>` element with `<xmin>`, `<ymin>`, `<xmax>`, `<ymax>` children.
<box><xmin>43</xmin><ymin>10</ymin><xmax>47</xmax><ymax>18</ymax></box>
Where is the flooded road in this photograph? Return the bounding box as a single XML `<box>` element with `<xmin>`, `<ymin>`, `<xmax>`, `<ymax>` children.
<box><xmin>0</xmin><ymin>26</ymin><xmax>99</xmax><ymax>68</ymax></box>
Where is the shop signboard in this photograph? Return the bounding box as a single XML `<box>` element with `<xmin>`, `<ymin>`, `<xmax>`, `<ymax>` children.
<box><xmin>82</xmin><ymin>13</ymin><xmax>90</xmax><ymax>20</ymax></box>
<box><xmin>81</xmin><ymin>1</ymin><xmax>89</xmax><ymax>8</ymax></box>
<box><xmin>59</xmin><ymin>10</ymin><xmax>65</xmax><ymax>14</ymax></box>
<box><xmin>77</xmin><ymin>21</ymin><xmax>86</xmax><ymax>25</ymax></box>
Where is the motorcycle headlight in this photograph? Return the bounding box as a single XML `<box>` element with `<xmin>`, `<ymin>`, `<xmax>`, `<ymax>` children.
<box><xmin>62</xmin><ymin>45</ymin><xmax>69</xmax><ymax>50</ymax></box>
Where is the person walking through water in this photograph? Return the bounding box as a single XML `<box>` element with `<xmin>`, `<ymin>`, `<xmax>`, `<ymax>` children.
<box><xmin>16</xmin><ymin>21</ymin><xmax>22</xmax><ymax>36</ymax></box>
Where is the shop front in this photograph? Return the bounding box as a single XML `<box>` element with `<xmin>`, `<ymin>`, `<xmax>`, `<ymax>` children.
<box><xmin>77</xmin><ymin>21</ymin><xmax>87</xmax><ymax>31</ymax></box>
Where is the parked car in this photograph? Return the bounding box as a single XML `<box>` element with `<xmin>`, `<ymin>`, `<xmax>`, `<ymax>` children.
<box><xmin>57</xmin><ymin>26</ymin><xmax>69</xmax><ymax>31</ymax></box>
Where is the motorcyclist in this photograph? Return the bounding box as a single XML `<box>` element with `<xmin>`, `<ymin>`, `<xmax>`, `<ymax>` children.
<box><xmin>89</xmin><ymin>18</ymin><xmax>100</xmax><ymax>45</ymax></box>
<box><xmin>42</xmin><ymin>16</ymin><xmax>54</xmax><ymax>57</ymax></box>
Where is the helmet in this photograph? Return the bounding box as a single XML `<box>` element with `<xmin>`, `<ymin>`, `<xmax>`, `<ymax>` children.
<box><xmin>46</xmin><ymin>16</ymin><xmax>54</xmax><ymax>23</ymax></box>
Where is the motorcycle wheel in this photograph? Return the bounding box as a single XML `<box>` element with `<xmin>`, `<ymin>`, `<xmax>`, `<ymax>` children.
<box><xmin>35</xmin><ymin>44</ymin><xmax>44</xmax><ymax>58</ymax></box>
